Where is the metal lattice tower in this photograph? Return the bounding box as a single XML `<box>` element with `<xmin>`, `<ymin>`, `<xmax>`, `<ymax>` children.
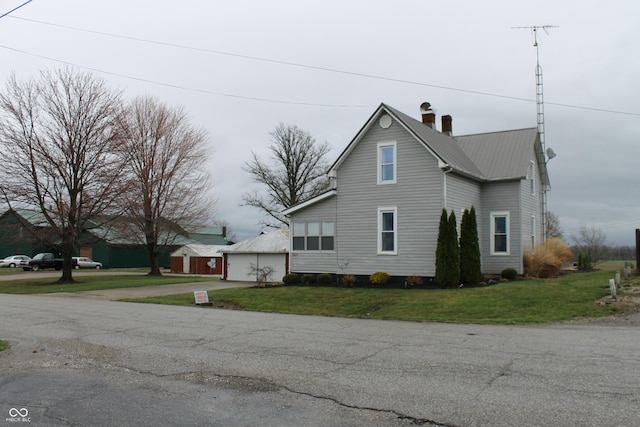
<box><xmin>513</xmin><ymin>24</ymin><xmax>557</xmax><ymax>239</ymax></box>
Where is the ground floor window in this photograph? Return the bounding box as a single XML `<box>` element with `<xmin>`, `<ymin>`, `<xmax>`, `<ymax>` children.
<box><xmin>378</xmin><ymin>207</ymin><xmax>397</xmax><ymax>254</ymax></box>
<box><xmin>490</xmin><ymin>211</ymin><xmax>510</xmax><ymax>255</ymax></box>
<box><xmin>292</xmin><ymin>221</ymin><xmax>334</xmax><ymax>251</ymax></box>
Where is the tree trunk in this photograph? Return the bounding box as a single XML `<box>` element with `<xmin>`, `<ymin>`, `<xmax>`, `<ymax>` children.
<box><xmin>57</xmin><ymin>253</ymin><xmax>76</xmax><ymax>284</ymax></box>
<box><xmin>147</xmin><ymin>246</ymin><xmax>162</xmax><ymax>276</ymax></box>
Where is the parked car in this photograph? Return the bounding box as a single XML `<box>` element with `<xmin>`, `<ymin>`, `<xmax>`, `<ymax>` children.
<box><xmin>0</xmin><ymin>255</ymin><xmax>31</xmax><ymax>268</ymax></box>
<box><xmin>72</xmin><ymin>257</ymin><xmax>103</xmax><ymax>269</ymax></box>
<box><xmin>24</xmin><ymin>252</ymin><xmax>69</xmax><ymax>271</ymax></box>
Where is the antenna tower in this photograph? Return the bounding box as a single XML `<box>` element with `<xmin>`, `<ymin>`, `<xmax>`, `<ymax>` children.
<box><xmin>513</xmin><ymin>24</ymin><xmax>557</xmax><ymax>239</ymax></box>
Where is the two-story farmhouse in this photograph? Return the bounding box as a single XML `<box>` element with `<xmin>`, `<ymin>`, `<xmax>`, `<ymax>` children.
<box><xmin>282</xmin><ymin>103</ymin><xmax>549</xmax><ymax>279</ymax></box>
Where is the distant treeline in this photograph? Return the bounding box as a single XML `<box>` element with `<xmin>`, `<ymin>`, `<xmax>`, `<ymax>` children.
<box><xmin>569</xmin><ymin>245</ymin><xmax>636</xmax><ymax>261</ymax></box>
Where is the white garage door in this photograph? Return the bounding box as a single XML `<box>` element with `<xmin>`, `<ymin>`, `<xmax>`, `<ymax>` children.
<box><xmin>226</xmin><ymin>253</ymin><xmax>287</xmax><ymax>282</ymax></box>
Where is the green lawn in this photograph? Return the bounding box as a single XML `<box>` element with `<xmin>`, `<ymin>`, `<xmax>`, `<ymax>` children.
<box><xmin>0</xmin><ymin>267</ymin><xmax>30</xmax><ymax>276</ymax></box>
<box><xmin>0</xmin><ymin>274</ymin><xmax>216</xmax><ymax>294</ymax></box>
<box><xmin>1</xmin><ymin>268</ymin><xmax>634</xmax><ymax>324</ymax></box>
<box><xmin>122</xmin><ymin>269</ymin><xmax>636</xmax><ymax>324</ymax></box>
<box><xmin>0</xmin><ymin>340</ymin><xmax>9</xmax><ymax>351</ymax></box>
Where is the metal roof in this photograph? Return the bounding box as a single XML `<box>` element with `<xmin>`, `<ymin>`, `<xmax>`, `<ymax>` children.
<box><xmin>455</xmin><ymin>128</ymin><xmax>539</xmax><ymax>180</ymax></box>
<box><xmin>382</xmin><ymin>104</ymin><xmax>486</xmax><ymax>179</ymax></box>
<box><xmin>170</xmin><ymin>244</ymin><xmax>226</xmax><ymax>257</ymax></box>
<box><xmin>288</xmin><ymin>104</ymin><xmax>546</xmax><ymax>216</ymax></box>
<box><xmin>222</xmin><ymin>230</ymin><xmax>290</xmax><ymax>253</ymax></box>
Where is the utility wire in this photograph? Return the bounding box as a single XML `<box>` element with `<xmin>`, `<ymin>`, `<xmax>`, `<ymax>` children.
<box><xmin>0</xmin><ymin>0</ymin><xmax>34</xmax><ymax>20</ymax></box>
<box><xmin>0</xmin><ymin>44</ymin><xmax>374</xmax><ymax>108</ymax></box>
<box><xmin>4</xmin><ymin>15</ymin><xmax>640</xmax><ymax>116</ymax></box>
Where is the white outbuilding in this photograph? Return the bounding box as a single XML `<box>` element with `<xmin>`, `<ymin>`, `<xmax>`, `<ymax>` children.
<box><xmin>222</xmin><ymin>230</ymin><xmax>289</xmax><ymax>282</ymax></box>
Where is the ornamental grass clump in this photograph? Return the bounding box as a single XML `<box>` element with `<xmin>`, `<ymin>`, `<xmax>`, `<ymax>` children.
<box><xmin>340</xmin><ymin>274</ymin><xmax>356</xmax><ymax>287</ymax></box>
<box><xmin>523</xmin><ymin>237</ymin><xmax>574</xmax><ymax>278</ymax></box>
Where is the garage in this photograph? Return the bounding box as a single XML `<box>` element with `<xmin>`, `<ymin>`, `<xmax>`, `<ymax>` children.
<box><xmin>222</xmin><ymin>230</ymin><xmax>289</xmax><ymax>283</ymax></box>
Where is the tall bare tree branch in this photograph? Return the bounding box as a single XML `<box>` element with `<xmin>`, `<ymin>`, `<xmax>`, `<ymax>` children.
<box><xmin>242</xmin><ymin>123</ymin><xmax>330</xmax><ymax>228</ymax></box>
<box><xmin>114</xmin><ymin>96</ymin><xmax>213</xmax><ymax>275</ymax></box>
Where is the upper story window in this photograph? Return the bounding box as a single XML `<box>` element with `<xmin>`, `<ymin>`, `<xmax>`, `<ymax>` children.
<box><xmin>528</xmin><ymin>161</ymin><xmax>536</xmax><ymax>195</ymax></box>
<box><xmin>292</xmin><ymin>221</ymin><xmax>334</xmax><ymax>251</ymax></box>
<box><xmin>378</xmin><ymin>207</ymin><xmax>397</xmax><ymax>255</ymax></box>
<box><xmin>490</xmin><ymin>211</ymin><xmax>510</xmax><ymax>255</ymax></box>
<box><xmin>531</xmin><ymin>215</ymin><xmax>536</xmax><ymax>249</ymax></box>
<box><xmin>377</xmin><ymin>141</ymin><xmax>396</xmax><ymax>184</ymax></box>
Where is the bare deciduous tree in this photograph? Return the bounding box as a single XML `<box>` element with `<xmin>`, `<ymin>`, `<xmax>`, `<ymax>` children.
<box><xmin>0</xmin><ymin>68</ymin><xmax>126</xmax><ymax>283</ymax></box>
<box><xmin>571</xmin><ymin>225</ymin><xmax>607</xmax><ymax>270</ymax></box>
<box><xmin>545</xmin><ymin>211</ymin><xmax>563</xmax><ymax>240</ymax></box>
<box><xmin>247</xmin><ymin>262</ymin><xmax>275</xmax><ymax>287</ymax></box>
<box><xmin>115</xmin><ymin>96</ymin><xmax>212</xmax><ymax>276</ymax></box>
<box><xmin>242</xmin><ymin>123</ymin><xmax>330</xmax><ymax>228</ymax></box>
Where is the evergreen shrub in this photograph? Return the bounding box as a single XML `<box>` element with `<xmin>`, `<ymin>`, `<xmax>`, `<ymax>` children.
<box><xmin>282</xmin><ymin>273</ymin><xmax>299</xmax><ymax>285</ymax></box>
<box><xmin>501</xmin><ymin>268</ymin><xmax>518</xmax><ymax>281</ymax></box>
<box><xmin>317</xmin><ymin>273</ymin><xmax>333</xmax><ymax>285</ymax></box>
<box><xmin>302</xmin><ymin>274</ymin><xmax>316</xmax><ymax>284</ymax></box>
<box><xmin>460</xmin><ymin>206</ymin><xmax>483</xmax><ymax>284</ymax></box>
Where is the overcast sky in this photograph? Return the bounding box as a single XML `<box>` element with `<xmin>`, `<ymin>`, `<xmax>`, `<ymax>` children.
<box><xmin>1</xmin><ymin>0</ymin><xmax>639</xmax><ymax>245</ymax></box>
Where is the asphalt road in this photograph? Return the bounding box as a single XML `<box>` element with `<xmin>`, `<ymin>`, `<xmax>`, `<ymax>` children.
<box><xmin>1</xmin><ymin>287</ymin><xmax>640</xmax><ymax>426</ymax></box>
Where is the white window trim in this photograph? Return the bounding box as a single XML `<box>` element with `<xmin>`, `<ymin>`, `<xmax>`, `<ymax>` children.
<box><xmin>490</xmin><ymin>211</ymin><xmax>510</xmax><ymax>256</ymax></box>
<box><xmin>377</xmin><ymin>207</ymin><xmax>398</xmax><ymax>255</ymax></box>
<box><xmin>377</xmin><ymin>141</ymin><xmax>397</xmax><ymax>185</ymax></box>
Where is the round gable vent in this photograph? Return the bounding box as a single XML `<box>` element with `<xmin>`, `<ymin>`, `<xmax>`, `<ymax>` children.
<box><xmin>379</xmin><ymin>114</ymin><xmax>392</xmax><ymax>129</ymax></box>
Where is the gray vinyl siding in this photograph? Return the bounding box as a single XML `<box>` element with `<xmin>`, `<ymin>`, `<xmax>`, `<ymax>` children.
<box><xmin>289</xmin><ymin>195</ymin><xmax>338</xmax><ymax>274</ymax></box>
<box><xmin>334</xmin><ymin>118</ymin><xmax>443</xmax><ymax>276</ymax></box>
<box><xmin>445</xmin><ymin>172</ymin><xmax>482</xmax><ymax>230</ymax></box>
<box><xmin>480</xmin><ymin>180</ymin><xmax>522</xmax><ymax>274</ymax></box>
<box><xmin>520</xmin><ymin>152</ymin><xmax>544</xmax><ymax>252</ymax></box>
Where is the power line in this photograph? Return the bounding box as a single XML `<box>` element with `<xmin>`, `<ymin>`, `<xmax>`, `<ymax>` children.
<box><xmin>7</xmin><ymin>16</ymin><xmax>640</xmax><ymax>117</ymax></box>
<box><xmin>0</xmin><ymin>0</ymin><xmax>34</xmax><ymax>20</ymax></box>
<box><xmin>0</xmin><ymin>44</ymin><xmax>374</xmax><ymax>108</ymax></box>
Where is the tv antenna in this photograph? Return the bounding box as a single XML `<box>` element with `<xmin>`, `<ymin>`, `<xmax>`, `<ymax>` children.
<box><xmin>512</xmin><ymin>25</ymin><xmax>557</xmax><ymax>152</ymax></box>
<box><xmin>512</xmin><ymin>24</ymin><xmax>558</xmax><ymax>239</ymax></box>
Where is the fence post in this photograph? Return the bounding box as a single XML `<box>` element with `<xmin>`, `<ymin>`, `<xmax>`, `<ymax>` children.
<box><xmin>609</xmin><ymin>278</ymin><xmax>617</xmax><ymax>299</ymax></box>
<box><xmin>636</xmin><ymin>229</ymin><xmax>640</xmax><ymax>276</ymax></box>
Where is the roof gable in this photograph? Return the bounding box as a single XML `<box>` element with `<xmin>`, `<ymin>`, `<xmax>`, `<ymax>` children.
<box><xmin>330</xmin><ymin>103</ymin><xmax>485</xmax><ymax>180</ymax></box>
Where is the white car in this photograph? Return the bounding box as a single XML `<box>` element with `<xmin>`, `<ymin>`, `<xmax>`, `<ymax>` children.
<box><xmin>0</xmin><ymin>255</ymin><xmax>31</xmax><ymax>268</ymax></box>
<box><xmin>72</xmin><ymin>257</ymin><xmax>103</xmax><ymax>269</ymax></box>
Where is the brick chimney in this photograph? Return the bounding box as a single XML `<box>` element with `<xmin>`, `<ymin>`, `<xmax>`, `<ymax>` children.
<box><xmin>420</xmin><ymin>102</ymin><xmax>436</xmax><ymax>128</ymax></box>
<box><xmin>441</xmin><ymin>115</ymin><xmax>453</xmax><ymax>136</ymax></box>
